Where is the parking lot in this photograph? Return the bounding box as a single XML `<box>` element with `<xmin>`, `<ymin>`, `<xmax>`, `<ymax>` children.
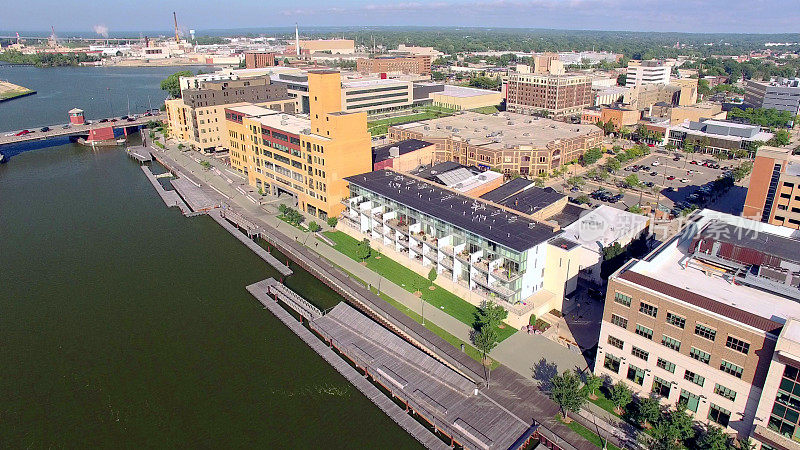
<box><xmin>564</xmin><ymin>151</ymin><xmax>738</xmax><ymax>213</ymax></box>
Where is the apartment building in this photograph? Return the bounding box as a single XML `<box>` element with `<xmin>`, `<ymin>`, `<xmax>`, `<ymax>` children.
<box><xmin>626</xmin><ymin>60</ymin><xmax>673</xmax><ymax>87</ymax></box>
<box><xmin>356</xmin><ymin>55</ymin><xmax>432</xmax><ymax>76</ymax></box>
<box><xmin>244</xmin><ymin>51</ymin><xmax>276</xmax><ymax>69</ymax></box>
<box><xmin>744</xmin><ymin>146</ymin><xmax>800</xmax><ymax>227</ymax></box>
<box><xmin>387</xmin><ymin>111</ymin><xmax>603</xmax><ymax>176</ymax></box>
<box><xmin>165</xmin><ymin>75</ymin><xmax>295</xmax><ymax>152</ymax></box>
<box><xmin>505</xmin><ymin>72</ymin><xmax>593</xmax><ymax>118</ymax></box>
<box><xmin>745</xmin><ymin>78</ymin><xmax>800</xmax><ymax>115</ymax></box>
<box><xmin>668</xmin><ymin>119</ymin><xmax>773</xmax><ymax>157</ymax></box>
<box><xmin>225</xmin><ymin>70</ymin><xmax>372</xmax><ymax>219</ymax></box>
<box><xmin>596</xmin><ymin>209</ymin><xmax>800</xmax><ymax>448</ymax></box>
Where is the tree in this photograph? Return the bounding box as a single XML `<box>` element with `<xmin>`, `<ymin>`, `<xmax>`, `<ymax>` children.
<box><xmin>549</xmin><ymin>370</ymin><xmax>587</xmax><ymax>421</ymax></box>
<box><xmin>567</xmin><ymin>176</ymin><xmax>585</xmax><ymax>189</ymax></box>
<box><xmin>649</xmin><ymin>421</ymin><xmax>684</xmax><ymax>450</ymax></box>
<box><xmin>475</xmin><ymin>300</ymin><xmax>508</xmax><ymax>330</ymax></box>
<box><xmin>623</xmin><ymin>173</ymin><xmax>641</xmax><ymax>189</ymax></box>
<box><xmin>356</xmin><ymin>238</ymin><xmax>371</xmax><ymax>262</ymax></box>
<box><xmin>605</xmin><ymin>158</ymin><xmax>621</xmax><ymax>173</ymax></box>
<box><xmin>609</xmin><ymin>381</ymin><xmax>632</xmax><ymax>414</ymax></box>
<box><xmin>697</xmin><ymin>425</ymin><xmax>732</xmax><ymax>450</ymax></box>
<box><xmin>698</xmin><ymin>78</ymin><xmax>711</xmax><ymax>97</ymax></box>
<box><xmin>616</xmin><ymin>74</ymin><xmax>627</xmax><ymax>86</ymax></box>
<box><xmin>473</xmin><ymin>326</ymin><xmax>498</xmax><ymax>387</ymax></box>
<box><xmin>533</xmin><ymin>177</ymin><xmax>545</xmax><ymax>187</ymax></box>
<box><xmin>308</xmin><ymin>221</ymin><xmax>321</xmax><ymax>233</ymax></box>
<box><xmin>160</xmin><ymin>70</ymin><xmax>193</xmax><ymax>98</ymax></box>
<box><xmin>278</xmin><ymin>204</ymin><xmax>288</xmax><ymax>215</ymax></box>
<box><xmin>427</xmin><ymin>267</ymin><xmax>438</xmax><ymax>284</ymax></box>
<box><xmin>583</xmin><ymin>373</ymin><xmax>602</xmax><ymax>400</ymax></box>
<box><xmin>667</xmin><ymin>402</ymin><xmax>696</xmax><ymax>443</ymax></box>
<box><xmin>635</xmin><ymin>397</ymin><xmax>661</xmax><ymax>428</ymax></box>
<box><xmin>769</xmin><ymin>129</ymin><xmax>791</xmax><ymax>147</ymax></box>
<box><xmin>326</xmin><ymin>217</ymin><xmax>338</xmax><ymax>228</ymax></box>
<box><xmin>582</xmin><ymin>147</ymin><xmax>604</xmax><ymax>165</ymax></box>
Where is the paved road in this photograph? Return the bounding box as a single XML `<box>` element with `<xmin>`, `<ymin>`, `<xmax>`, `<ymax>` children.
<box><xmin>0</xmin><ymin>113</ymin><xmax>165</xmax><ymax>145</ymax></box>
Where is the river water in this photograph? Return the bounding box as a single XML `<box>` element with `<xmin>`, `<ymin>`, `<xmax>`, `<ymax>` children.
<box><xmin>0</xmin><ymin>67</ymin><xmax>420</xmax><ymax>448</ymax></box>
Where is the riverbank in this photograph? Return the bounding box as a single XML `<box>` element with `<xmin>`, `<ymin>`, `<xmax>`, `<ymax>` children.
<box><xmin>0</xmin><ymin>80</ymin><xmax>35</xmax><ymax>102</ymax></box>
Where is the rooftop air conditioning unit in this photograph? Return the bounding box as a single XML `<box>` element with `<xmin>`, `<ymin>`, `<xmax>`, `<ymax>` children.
<box><xmin>389</xmin><ymin>146</ymin><xmax>400</xmax><ymax>158</ymax></box>
<box><xmin>424</xmin><ymin>126</ymin><xmax>430</xmax><ymax>130</ymax></box>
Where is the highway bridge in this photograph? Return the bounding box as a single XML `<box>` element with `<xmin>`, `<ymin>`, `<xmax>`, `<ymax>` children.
<box><xmin>0</xmin><ymin>113</ymin><xmax>166</xmax><ymax>146</ymax></box>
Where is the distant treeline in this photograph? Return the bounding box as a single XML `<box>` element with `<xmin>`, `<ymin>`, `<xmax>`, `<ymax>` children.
<box><xmin>0</xmin><ymin>50</ymin><xmax>100</xmax><ymax>67</ymax></box>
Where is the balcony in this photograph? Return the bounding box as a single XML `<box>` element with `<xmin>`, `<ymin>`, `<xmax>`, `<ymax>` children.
<box><xmin>472</xmin><ymin>273</ymin><xmax>515</xmax><ymax>299</ymax></box>
<box><xmin>386</xmin><ymin>218</ymin><xmax>410</xmax><ymax>234</ymax></box>
<box><xmin>440</xmin><ymin>246</ymin><xmax>455</xmax><ymax>256</ymax></box>
<box><xmin>472</xmin><ymin>258</ymin><xmax>490</xmax><ymax>274</ymax></box>
<box><xmin>439</xmin><ymin>258</ymin><xmax>454</xmax><ymax>271</ymax></box>
<box><xmin>455</xmin><ymin>250</ymin><xmax>471</xmax><ymax>265</ymax></box>
<box><xmin>493</xmin><ymin>267</ymin><xmax>522</xmax><ymax>283</ymax></box>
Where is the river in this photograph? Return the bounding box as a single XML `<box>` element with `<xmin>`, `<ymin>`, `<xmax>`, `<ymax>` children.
<box><xmin>0</xmin><ymin>67</ymin><xmax>420</xmax><ymax>448</ymax></box>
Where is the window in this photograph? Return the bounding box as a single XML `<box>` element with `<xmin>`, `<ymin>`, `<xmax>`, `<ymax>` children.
<box><xmin>657</xmin><ymin>357</ymin><xmax>676</xmax><ymax>373</ymax></box>
<box><xmin>690</xmin><ymin>347</ymin><xmax>711</xmax><ymax>365</ymax></box>
<box><xmin>719</xmin><ymin>360</ymin><xmax>744</xmax><ymax>379</ymax></box>
<box><xmin>714</xmin><ymin>384</ymin><xmax>737</xmax><ymax>401</ymax></box>
<box><xmin>695</xmin><ymin>324</ymin><xmax>717</xmax><ymax>342</ymax></box>
<box><xmin>607</xmin><ymin>335</ymin><xmax>624</xmax><ymax>350</ymax></box>
<box><xmin>679</xmin><ymin>389</ymin><xmax>700</xmax><ymax>412</ymax></box>
<box><xmin>639</xmin><ymin>301</ymin><xmax>658</xmax><ymax>318</ymax></box>
<box><xmin>769</xmin><ymin>365</ymin><xmax>800</xmax><ymax>440</ymax></box>
<box><xmin>614</xmin><ymin>292</ymin><xmax>632</xmax><ymax>307</ymax></box>
<box><xmin>661</xmin><ymin>335</ymin><xmax>681</xmax><ymax>352</ymax></box>
<box><xmin>708</xmin><ymin>404</ymin><xmax>731</xmax><ymax>427</ymax></box>
<box><xmin>684</xmin><ymin>369</ymin><xmax>705</xmax><ymax>387</ymax></box>
<box><xmin>603</xmin><ymin>354</ymin><xmax>621</xmax><ymax>373</ymax></box>
<box><xmin>631</xmin><ymin>346</ymin><xmax>649</xmax><ymax>361</ymax></box>
<box><xmin>635</xmin><ymin>324</ymin><xmax>654</xmax><ymax>340</ymax></box>
<box><xmin>726</xmin><ymin>336</ymin><xmax>750</xmax><ymax>354</ymax></box>
<box><xmin>611</xmin><ymin>314</ymin><xmax>628</xmax><ymax>329</ymax></box>
<box><xmin>627</xmin><ymin>364</ymin><xmax>645</xmax><ymax>385</ymax></box>
<box><xmin>666</xmin><ymin>312</ymin><xmax>686</xmax><ymax>329</ymax></box>
<box><xmin>652</xmin><ymin>376</ymin><xmax>671</xmax><ymax>397</ymax></box>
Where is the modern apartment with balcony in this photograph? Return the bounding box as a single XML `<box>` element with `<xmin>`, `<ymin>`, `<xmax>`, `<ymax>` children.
<box><xmin>595</xmin><ymin>209</ymin><xmax>800</xmax><ymax>448</ymax></box>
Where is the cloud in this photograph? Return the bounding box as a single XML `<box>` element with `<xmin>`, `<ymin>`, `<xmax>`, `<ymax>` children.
<box><xmin>92</xmin><ymin>24</ymin><xmax>109</xmax><ymax>37</ymax></box>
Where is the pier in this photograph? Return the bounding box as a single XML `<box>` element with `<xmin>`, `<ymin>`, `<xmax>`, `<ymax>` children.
<box><xmin>140</xmin><ymin>166</ymin><xmax>190</xmax><ymax>214</ymax></box>
<box><xmin>209</xmin><ymin>212</ymin><xmax>293</xmax><ymax>277</ymax></box>
<box><xmin>126</xmin><ymin>146</ymin><xmax>152</xmax><ymax>163</ymax></box>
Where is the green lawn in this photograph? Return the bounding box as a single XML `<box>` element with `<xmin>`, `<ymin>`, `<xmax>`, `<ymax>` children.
<box><xmin>366</xmin><ymin>108</ymin><xmax>456</xmax><ymax>136</ymax></box>
<box><xmin>324</xmin><ymin>231</ymin><xmax>516</xmax><ymax>342</ymax></box>
<box><xmin>469</xmin><ymin>105</ymin><xmax>500</xmax><ymax>115</ymax></box>
<box><xmin>559</xmin><ymin>416</ymin><xmax>622</xmax><ymax>450</ymax></box>
<box><xmin>588</xmin><ymin>388</ymin><xmax>621</xmax><ymax>418</ymax></box>
<box><xmin>278</xmin><ymin>214</ymin><xmax>309</xmax><ymax>232</ymax></box>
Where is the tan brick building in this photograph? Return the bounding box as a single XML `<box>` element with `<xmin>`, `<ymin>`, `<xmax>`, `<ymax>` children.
<box><xmin>505</xmin><ymin>72</ymin><xmax>592</xmax><ymax>118</ymax></box>
<box><xmin>744</xmin><ymin>146</ymin><xmax>800</xmax><ymax>227</ymax></box>
<box><xmin>356</xmin><ymin>55</ymin><xmax>432</xmax><ymax>75</ymax></box>
<box><xmin>388</xmin><ymin>111</ymin><xmax>602</xmax><ymax>177</ymax></box>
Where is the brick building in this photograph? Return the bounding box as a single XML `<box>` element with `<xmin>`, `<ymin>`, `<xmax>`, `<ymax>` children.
<box><xmin>356</xmin><ymin>55</ymin><xmax>432</xmax><ymax>76</ymax></box>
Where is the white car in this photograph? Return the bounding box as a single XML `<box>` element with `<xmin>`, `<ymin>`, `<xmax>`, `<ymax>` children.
<box><xmin>652</xmin><ymin>161</ymin><xmax>660</xmax><ymax>166</ymax></box>
<box><xmin>680</xmin><ymin>178</ymin><xmax>690</xmax><ymax>183</ymax></box>
<box><xmin>4</xmin><ymin>133</ymin><xmax>13</xmax><ymax>137</ymax></box>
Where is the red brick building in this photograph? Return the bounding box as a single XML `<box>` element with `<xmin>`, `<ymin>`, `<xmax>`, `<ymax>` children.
<box><xmin>244</xmin><ymin>52</ymin><xmax>276</xmax><ymax>69</ymax></box>
<box><xmin>356</xmin><ymin>55</ymin><xmax>431</xmax><ymax>75</ymax></box>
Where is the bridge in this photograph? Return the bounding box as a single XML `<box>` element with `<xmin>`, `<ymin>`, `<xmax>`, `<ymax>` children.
<box><xmin>0</xmin><ymin>113</ymin><xmax>166</xmax><ymax>146</ymax></box>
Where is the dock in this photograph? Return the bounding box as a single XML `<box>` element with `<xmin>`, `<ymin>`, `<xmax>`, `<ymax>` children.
<box><xmin>170</xmin><ymin>175</ymin><xmax>218</xmax><ymax>213</ymax></box>
<box><xmin>210</xmin><ymin>212</ymin><xmax>293</xmax><ymax>276</ymax></box>
<box><xmin>127</xmin><ymin>146</ymin><xmax>152</xmax><ymax>163</ymax></box>
<box><xmin>140</xmin><ymin>166</ymin><xmax>190</xmax><ymax>214</ymax></box>
<box><xmin>247</xmin><ymin>279</ymin><xmax>450</xmax><ymax>450</ymax></box>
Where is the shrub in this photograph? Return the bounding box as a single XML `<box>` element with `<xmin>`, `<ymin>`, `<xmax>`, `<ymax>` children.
<box><xmin>327</xmin><ymin>217</ymin><xmax>338</xmax><ymax>228</ymax></box>
<box><xmin>308</xmin><ymin>221</ymin><xmax>321</xmax><ymax>233</ymax></box>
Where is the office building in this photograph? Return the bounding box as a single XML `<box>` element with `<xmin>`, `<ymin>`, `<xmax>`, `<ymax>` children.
<box><xmin>505</xmin><ymin>72</ymin><xmax>593</xmax><ymax>118</ymax></box>
<box><xmin>744</xmin><ymin>146</ymin><xmax>800</xmax><ymax>227</ymax></box>
<box><xmin>387</xmin><ymin>111</ymin><xmax>603</xmax><ymax>177</ymax></box>
<box><xmin>626</xmin><ymin>60</ymin><xmax>673</xmax><ymax>87</ymax></box>
<box><xmin>356</xmin><ymin>55</ymin><xmax>432</xmax><ymax>76</ymax></box>
<box><xmin>668</xmin><ymin>119</ymin><xmax>773</xmax><ymax>157</ymax></box>
<box><xmin>225</xmin><ymin>70</ymin><xmax>372</xmax><ymax>219</ymax></box>
<box><xmin>427</xmin><ymin>85</ymin><xmax>503</xmax><ymax>111</ymax></box>
<box><xmin>244</xmin><ymin>51</ymin><xmax>276</xmax><ymax>69</ymax></box>
<box><xmin>389</xmin><ymin>44</ymin><xmax>443</xmax><ymax>57</ymax></box>
<box><xmin>670</xmin><ymin>78</ymin><xmax>699</xmax><ymax>106</ymax></box>
<box><xmin>745</xmin><ymin>78</ymin><xmax>800</xmax><ymax>115</ymax></box>
<box><xmin>600</xmin><ymin>105</ymin><xmax>640</xmax><ymax>130</ymax></box>
<box><xmin>593</xmin><ymin>85</ymin><xmax>632</xmax><ymax>106</ymax></box>
<box><xmin>296</xmin><ymin>39</ymin><xmax>355</xmax><ymax>55</ymax></box>
<box><xmin>595</xmin><ymin>209</ymin><xmax>800</xmax><ymax>447</ymax></box>
<box><xmin>648</xmin><ymin>102</ymin><xmax>725</xmax><ymax>125</ymax></box>
<box><xmin>165</xmin><ymin>75</ymin><xmax>295</xmax><ymax>152</ymax></box>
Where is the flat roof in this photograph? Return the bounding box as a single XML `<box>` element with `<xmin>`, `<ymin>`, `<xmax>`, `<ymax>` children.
<box><xmin>496</xmin><ymin>187</ymin><xmax>564</xmax><ymax>216</ymax></box>
<box><xmin>436</xmin><ymin>85</ymin><xmax>501</xmax><ymax>98</ymax></box>
<box><xmin>344</xmin><ymin>78</ymin><xmax>409</xmax><ymax>88</ymax></box>
<box><xmin>226</xmin><ymin>104</ymin><xmax>278</xmax><ymax>117</ymax></box>
<box><xmin>373</xmin><ymin>139</ymin><xmax>433</xmax><ymax>163</ymax></box>
<box><xmin>620</xmin><ymin>210</ymin><xmax>800</xmax><ymax>333</ymax></box>
<box><xmin>255</xmin><ymin>112</ymin><xmax>311</xmax><ymax>135</ymax></box>
<box><xmin>480</xmin><ymin>178</ymin><xmax>535</xmax><ymax>203</ymax></box>
<box><xmin>392</xmin><ymin>111</ymin><xmax>599</xmax><ymax>150</ymax></box>
<box><xmin>346</xmin><ymin>170</ymin><xmax>558</xmax><ymax>252</ymax></box>
<box><xmin>561</xmin><ymin>205</ymin><xmax>649</xmax><ymax>251</ymax></box>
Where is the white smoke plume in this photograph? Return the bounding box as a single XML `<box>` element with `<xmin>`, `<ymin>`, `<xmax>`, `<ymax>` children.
<box><xmin>93</xmin><ymin>25</ymin><xmax>109</xmax><ymax>38</ymax></box>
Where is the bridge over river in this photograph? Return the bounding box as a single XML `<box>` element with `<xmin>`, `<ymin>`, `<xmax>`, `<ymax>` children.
<box><xmin>0</xmin><ymin>113</ymin><xmax>166</xmax><ymax>146</ymax></box>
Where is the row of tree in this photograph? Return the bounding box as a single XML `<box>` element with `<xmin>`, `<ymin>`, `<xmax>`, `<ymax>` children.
<box><xmin>0</xmin><ymin>50</ymin><xmax>99</xmax><ymax>67</ymax></box>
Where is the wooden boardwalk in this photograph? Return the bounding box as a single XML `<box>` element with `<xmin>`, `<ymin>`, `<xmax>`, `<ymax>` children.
<box><xmin>170</xmin><ymin>175</ymin><xmax>218</xmax><ymax>213</ymax></box>
<box><xmin>209</xmin><ymin>212</ymin><xmax>292</xmax><ymax>276</ymax></box>
<box><xmin>127</xmin><ymin>146</ymin><xmax>152</xmax><ymax>163</ymax></box>
<box><xmin>246</xmin><ymin>279</ymin><xmax>449</xmax><ymax>450</ymax></box>
<box><xmin>140</xmin><ymin>166</ymin><xmax>190</xmax><ymax>215</ymax></box>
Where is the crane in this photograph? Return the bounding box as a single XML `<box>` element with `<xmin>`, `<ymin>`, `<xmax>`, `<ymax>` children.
<box><xmin>173</xmin><ymin>12</ymin><xmax>179</xmax><ymax>44</ymax></box>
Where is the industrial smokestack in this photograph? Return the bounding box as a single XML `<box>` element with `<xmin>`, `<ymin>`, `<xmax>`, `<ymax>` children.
<box><xmin>295</xmin><ymin>23</ymin><xmax>300</xmax><ymax>56</ymax></box>
<box><xmin>173</xmin><ymin>12</ymin><xmax>179</xmax><ymax>44</ymax></box>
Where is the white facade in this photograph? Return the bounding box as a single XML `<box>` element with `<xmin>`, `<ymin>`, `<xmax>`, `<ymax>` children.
<box><xmin>626</xmin><ymin>60</ymin><xmax>672</xmax><ymax>87</ymax></box>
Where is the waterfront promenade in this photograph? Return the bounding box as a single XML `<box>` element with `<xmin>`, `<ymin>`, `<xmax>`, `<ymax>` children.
<box><xmin>143</xmin><ymin>143</ymin><xmax>634</xmax><ymax>449</ymax></box>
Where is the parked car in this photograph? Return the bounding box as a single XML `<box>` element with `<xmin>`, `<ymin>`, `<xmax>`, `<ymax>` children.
<box><xmin>680</xmin><ymin>178</ymin><xmax>690</xmax><ymax>183</ymax></box>
<box><xmin>650</xmin><ymin>171</ymin><xmax>659</xmax><ymax>176</ymax></box>
<box><xmin>673</xmin><ymin>156</ymin><xmax>681</xmax><ymax>161</ymax></box>
<box><xmin>652</xmin><ymin>161</ymin><xmax>660</xmax><ymax>166</ymax></box>
<box><xmin>667</xmin><ymin>175</ymin><xmax>676</xmax><ymax>180</ymax></box>
<box><xmin>99</xmin><ymin>118</ymin><xmax>108</xmax><ymax>123</ymax></box>
<box><xmin>690</xmin><ymin>160</ymin><xmax>699</xmax><ymax>165</ymax></box>
<box><xmin>62</xmin><ymin>124</ymin><xmax>70</xmax><ymax>129</ymax></box>
<box><xmin>15</xmin><ymin>130</ymin><xmax>30</xmax><ymax>136</ymax></box>
<box><xmin>40</xmin><ymin>126</ymin><xmax>50</xmax><ymax>132</ymax></box>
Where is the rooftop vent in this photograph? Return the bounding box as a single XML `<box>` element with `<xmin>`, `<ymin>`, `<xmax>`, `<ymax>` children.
<box><xmin>389</xmin><ymin>146</ymin><xmax>400</xmax><ymax>158</ymax></box>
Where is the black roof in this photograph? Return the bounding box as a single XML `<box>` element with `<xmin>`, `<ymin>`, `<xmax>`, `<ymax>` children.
<box><xmin>548</xmin><ymin>203</ymin><xmax>587</xmax><ymax>228</ymax></box>
<box><xmin>480</xmin><ymin>178</ymin><xmax>534</xmax><ymax>203</ymax></box>
<box><xmin>409</xmin><ymin>161</ymin><xmax>467</xmax><ymax>180</ymax></box>
<box><xmin>345</xmin><ymin>170</ymin><xmax>558</xmax><ymax>252</ymax></box>
<box><xmin>699</xmin><ymin>221</ymin><xmax>800</xmax><ymax>265</ymax></box>
<box><xmin>499</xmin><ymin>187</ymin><xmax>564</xmax><ymax>216</ymax></box>
<box><xmin>372</xmin><ymin>139</ymin><xmax>433</xmax><ymax>164</ymax></box>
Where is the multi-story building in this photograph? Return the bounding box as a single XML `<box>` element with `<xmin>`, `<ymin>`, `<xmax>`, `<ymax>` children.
<box><xmin>596</xmin><ymin>209</ymin><xmax>800</xmax><ymax>447</ymax></box>
<box><xmin>387</xmin><ymin>111</ymin><xmax>603</xmax><ymax>176</ymax></box>
<box><xmin>745</xmin><ymin>78</ymin><xmax>800</xmax><ymax>115</ymax></box>
<box><xmin>244</xmin><ymin>51</ymin><xmax>276</xmax><ymax>69</ymax></box>
<box><xmin>296</xmin><ymin>39</ymin><xmax>355</xmax><ymax>55</ymax></box>
<box><xmin>626</xmin><ymin>60</ymin><xmax>673</xmax><ymax>87</ymax></box>
<box><xmin>744</xmin><ymin>146</ymin><xmax>800</xmax><ymax>227</ymax></box>
<box><xmin>592</xmin><ymin>85</ymin><xmax>632</xmax><ymax>106</ymax></box>
<box><xmin>356</xmin><ymin>55</ymin><xmax>432</xmax><ymax>76</ymax></box>
<box><xmin>165</xmin><ymin>75</ymin><xmax>295</xmax><ymax>152</ymax></box>
<box><xmin>600</xmin><ymin>105</ymin><xmax>640</xmax><ymax>130</ymax></box>
<box><xmin>670</xmin><ymin>78</ymin><xmax>699</xmax><ymax>106</ymax></box>
<box><xmin>648</xmin><ymin>102</ymin><xmax>725</xmax><ymax>126</ymax></box>
<box><xmin>505</xmin><ymin>72</ymin><xmax>593</xmax><ymax>118</ymax></box>
<box><xmin>667</xmin><ymin>118</ymin><xmax>773</xmax><ymax>157</ymax></box>
<box><xmin>225</xmin><ymin>70</ymin><xmax>372</xmax><ymax>219</ymax></box>
<box><xmin>428</xmin><ymin>85</ymin><xmax>503</xmax><ymax>111</ymax></box>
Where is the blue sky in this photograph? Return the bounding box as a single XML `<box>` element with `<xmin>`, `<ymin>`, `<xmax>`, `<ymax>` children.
<box><xmin>4</xmin><ymin>0</ymin><xmax>799</xmax><ymax>34</ymax></box>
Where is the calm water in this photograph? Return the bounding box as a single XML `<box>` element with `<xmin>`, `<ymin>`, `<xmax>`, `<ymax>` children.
<box><xmin>0</xmin><ymin>64</ymin><xmax>213</xmax><ymax>131</ymax></box>
<box><xmin>0</xmin><ymin>68</ymin><xmax>420</xmax><ymax>448</ymax></box>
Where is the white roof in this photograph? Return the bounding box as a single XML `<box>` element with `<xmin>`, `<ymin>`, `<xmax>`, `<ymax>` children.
<box><xmin>227</xmin><ymin>104</ymin><xmax>277</xmax><ymax>117</ymax></box>
<box><xmin>343</xmin><ymin>79</ymin><xmax>408</xmax><ymax>89</ymax></box>
<box><xmin>255</xmin><ymin>112</ymin><xmax>311</xmax><ymax>135</ymax></box>
<box><xmin>436</xmin><ymin>85</ymin><xmax>500</xmax><ymax>98</ymax></box>
<box><xmin>561</xmin><ymin>205</ymin><xmax>649</xmax><ymax>250</ymax></box>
